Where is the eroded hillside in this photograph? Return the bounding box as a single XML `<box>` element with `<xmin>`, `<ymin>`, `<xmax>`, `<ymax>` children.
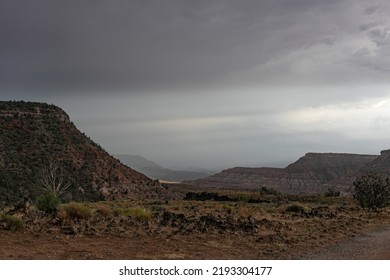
<box><xmin>0</xmin><ymin>101</ymin><xmax>167</xmax><ymax>206</ymax></box>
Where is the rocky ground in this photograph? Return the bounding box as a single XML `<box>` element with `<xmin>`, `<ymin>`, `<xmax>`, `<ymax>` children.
<box><xmin>1</xmin><ymin>189</ymin><xmax>390</xmax><ymax>259</ymax></box>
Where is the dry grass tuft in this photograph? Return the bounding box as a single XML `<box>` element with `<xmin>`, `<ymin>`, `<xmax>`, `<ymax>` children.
<box><xmin>113</xmin><ymin>207</ymin><xmax>152</xmax><ymax>221</ymax></box>
<box><xmin>95</xmin><ymin>204</ymin><xmax>111</xmax><ymax>217</ymax></box>
<box><xmin>59</xmin><ymin>202</ymin><xmax>92</xmax><ymax>220</ymax></box>
<box><xmin>0</xmin><ymin>214</ymin><xmax>24</xmax><ymax>232</ymax></box>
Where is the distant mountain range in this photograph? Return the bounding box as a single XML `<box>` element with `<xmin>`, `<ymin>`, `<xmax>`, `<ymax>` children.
<box><xmin>114</xmin><ymin>154</ymin><xmax>211</xmax><ymax>182</ymax></box>
<box><xmin>183</xmin><ymin>152</ymin><xmax>387</xmax><ymax>195</ymax></box>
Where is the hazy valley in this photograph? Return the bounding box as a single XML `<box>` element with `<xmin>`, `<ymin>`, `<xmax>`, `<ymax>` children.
<box><xmin>114</xmin><ymin>154</ymin><xmax>211</xmax><ymax>182</ymax></box>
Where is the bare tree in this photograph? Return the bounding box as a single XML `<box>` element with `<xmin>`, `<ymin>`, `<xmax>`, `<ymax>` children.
<box><xmin>38</xmin><ymin>160</ymin><xmax>71</xmax><ymax>198</ymax></box>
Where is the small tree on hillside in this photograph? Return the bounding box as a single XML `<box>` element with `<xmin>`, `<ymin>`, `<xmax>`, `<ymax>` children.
<box><xmin>36</xmin><ymin>160</ymin><xmax>71</xmax><ymax>213</ymax></box>
<box><xmin>353</xmin><ymin>172</ymin><xmax>390</xmax><ymax>209</ymax></box>
<box><xmin>38</xmin><ymin>160</ymin><xmax>71</xmax><ymax>198</ymax></box>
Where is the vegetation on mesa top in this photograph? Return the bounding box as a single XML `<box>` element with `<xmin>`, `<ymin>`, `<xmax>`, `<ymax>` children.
<box><xmin>0</xmin><ymin>101</ymin><xmax>70</xmax><ymax>121</ymax></box>
<box><xmin>0</xmin><ymin>100</ymin><xmax>61</xmax><ymax>110</ymax></box>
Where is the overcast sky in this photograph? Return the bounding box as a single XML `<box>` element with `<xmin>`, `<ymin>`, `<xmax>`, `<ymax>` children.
<box><xmin>1</xmin><ymin>0</ymin><xmax>390</xmax><ymax>170</ymax></box>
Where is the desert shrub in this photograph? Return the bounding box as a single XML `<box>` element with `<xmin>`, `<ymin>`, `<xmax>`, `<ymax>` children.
<box><xmin>56</xmin><ymin>208</ymin><xmax>67</xmax><ymax>221</ymax></box>
<box><xmin>113</xmin><ymin>207</ymin><xmax>152</xmax><ymax>221</ymax></box>
<box><xmin>324</xmin><ymin>188</ymin><xmax>341</xmax><ymax>197</ymax></box>
<box><xmin>36</xmin><ymin>190</ymin><xmax>60</xmax><ymax>213</ymax></box>
<box><xmin>318</xmin><ymin>196</ymin><xmax>333</xmax><ymax>205</ymax></box>
<box><xmin>0</xmin><ymin>214</ymin><xmax>24</xmax><ymax>232</ymax></box>
<box><xmin>259</xmin><ymin>186</ymin><xmax>281</xmax><ymax>196</ymax></box>
<box><xmin>151</xmin><ymin>205</ymin><xmax>165</xmax><ymax>212</ymax></box>
<box><xmin>266</xmin><ymin>207</ymin><xmax>277</xmax><ymax>214</ymax></box>
<box><xmin>37</xmin><ymin>160</ymin><xmax>71</xmax><ymax>198</ymax></box>
<box><xmin>60</xmin><ymin>202</ymin><xmax>91</xmax><ymax>219</ymax></box>
<box><xmin>353</xmin><ymin>172</ymin><xmax>390</xmax><ymax>209</ymax></box>
<box><xmin>238</xmin><ymin>207</ymin><xmax>251</xmax><ymax>218</ymax></box>
<box><xmin>237</xmin><ymin>195</ymin><xmax>249</xmax><ymax>203</ymax></box>
<box><xmin>222</xmin><ymin>204</ymin><xmax>233</xmax><ymax>214</ymax></box>
<box><xmin>285</xmin><ymin>204</ymin><xmax>308</xmax><ymax>213</ymax></box>
<box><xmin>95</xmin><ymin>204</ymin><xmax>111</xmax><ymax>217</ymax></box>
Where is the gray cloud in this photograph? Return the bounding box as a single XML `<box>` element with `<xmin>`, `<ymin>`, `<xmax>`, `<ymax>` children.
<box><xmin>2</xmin><ymin>0</ymin><xmax>389</xmax><ymax>94</ymax></box>
<box><xmin>364</xmin><ymin>5</ymin><xmax>381</xmax><ymax>15</ymax></box>
<box><xmin>2</xmin><ymin>1</ymin><xmax>390</xmax><ymax>169</ymax></box>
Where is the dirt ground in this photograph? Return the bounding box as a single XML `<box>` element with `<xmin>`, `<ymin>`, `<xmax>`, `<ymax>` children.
<box><xmin>1</xmin><ymin>191</ymin><xmax>390</xmax><ymax>260</ymax></box>
<box><xmin>1</xmin><ymin>223</ymin><xmax>390</xmax><ymax>260</ymax></box>
<box><xmin>0</xmin><ymin>231</ymin><xmax>282</xmax><ymax>259</ymax></box>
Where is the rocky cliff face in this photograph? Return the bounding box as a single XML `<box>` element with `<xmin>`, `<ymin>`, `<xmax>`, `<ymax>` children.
<box><xmin>184</xmin><ymin>153</ymin><xmax>379</xmax><ymax>195</ymax></box>
<box><xmin>360</xmin><ymin>149</ymin><xmax>390</xmax><ymax>174</ymax></box>
<box><xmin>326</xmin><ymin>150</ymin><xmax>390</xmax><ymax>194</ymax></box>
<box><xmin>0</xmin><ymin>101</ymin><xmax>167</xmax><ymax>206</ymax></box>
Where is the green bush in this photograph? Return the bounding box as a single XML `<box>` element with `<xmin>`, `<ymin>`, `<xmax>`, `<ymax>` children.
<box><xmin>36</xmin><ymin>190</ymin><xmax>60</xmax><ymax>213</ymax></box>
<box><xmin>60</xmin><ymin>202</ymin><xmax>91</xmax><ymax>219</ymax></box>
<box><xmin>0</xmin><ymin>214</ymin><xmax>24</xmax><ymax>232</ymax></box>
<box><xmin>353</xmin><ymin>172</ymin><xmax>390</xmax><ymax>209</ymax></box>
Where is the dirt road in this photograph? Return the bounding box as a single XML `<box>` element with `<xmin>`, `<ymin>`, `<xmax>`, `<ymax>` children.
<box><xmin>299</xmin><ymin>225</ymin><xmax>390</xmax><ymax>259</ymax></box>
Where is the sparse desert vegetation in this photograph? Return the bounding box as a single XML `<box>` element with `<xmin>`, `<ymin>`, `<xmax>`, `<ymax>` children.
<box><xmin>1</xmin><ymin>184</ymin><xmax>390</xmax><ymax>259</ymax></box>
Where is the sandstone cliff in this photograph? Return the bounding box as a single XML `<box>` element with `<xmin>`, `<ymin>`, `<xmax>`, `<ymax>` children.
<box><xmin>184</xmin><ymin>153</ymin><xmax>379</xmax><ymax>194</ymax></box>
<box><xmin>326</xmin><ymin>150</ymin><xmax>390</xmax><ymax>194</ymax></box>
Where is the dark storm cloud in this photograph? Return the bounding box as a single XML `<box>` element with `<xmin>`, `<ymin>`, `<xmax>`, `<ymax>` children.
<box><xmin>2</xmin><ymin>0</ymin><xmax>383</xmax><ymax>94</ymax></box>
<box><xmin>364</xmin><ymin>5</ymin><xmax>381</xmax><ymax>15</ymax></box>
<box><xmin>351</xmin><ymin>3</ymin><xmax>390</xmax><ymax>75</ymax></box>
<box><xmin>2</xmin><ymin>0</ymin><xmax>390</xmax><ymax>169</ymax></box>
